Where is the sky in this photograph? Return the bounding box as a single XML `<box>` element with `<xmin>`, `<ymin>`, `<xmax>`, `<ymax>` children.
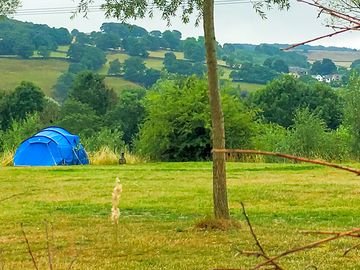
<box><xmin>11</xmin><ymin>0</ymin><xmax>360</xmax><ymax>50</ymax></box>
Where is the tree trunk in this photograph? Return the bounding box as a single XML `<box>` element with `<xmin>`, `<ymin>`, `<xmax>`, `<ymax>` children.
<box><xmin>203</xmin><ymin>0</ymin><xmax>230</xmax><ymax>219</ymax></box>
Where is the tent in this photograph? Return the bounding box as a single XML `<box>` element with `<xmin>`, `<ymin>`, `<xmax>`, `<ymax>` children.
<box><xmin>14</xmin><ymin>127</ymin><xmax>89</xmax><ymax>166</ymax></box>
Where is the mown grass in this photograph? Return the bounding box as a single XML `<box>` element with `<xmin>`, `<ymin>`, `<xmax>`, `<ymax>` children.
<box><xmin>0</xmin><ymin>58</ymin><xmax>68</xmax><ymax>95</ymax></box>
<box><xmin>1</xmin><ymin>162</ymin><xmax>360</xmax><ymax>269</ymax></box>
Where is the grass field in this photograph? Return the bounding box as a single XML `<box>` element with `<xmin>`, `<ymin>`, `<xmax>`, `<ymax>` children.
<box><xmin>105</xmin><ymin>77</ymin><xmax>141</xmax><ymax>93</ymax></box>
<box><xmin>148</xmin><ymin>50</ymin><xmax>185</xmax><ymax>60</ymax></box>
<box><xmin>0</xmin><ymin>58</ymin><xmax>69</xmax><ymax>95</ymax></box>
<box><xmin>1</xmin><ymin>162</ymin><xmax>360</xmax><ymax>269</ymax></box>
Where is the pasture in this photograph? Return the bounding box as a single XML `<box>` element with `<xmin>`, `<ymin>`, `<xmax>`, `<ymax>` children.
<box><xmin>1</xmin><ymin>162</ymin><xmax>360</xmax><ymax>269</ymax></box>
<box><xmin>0</xmin><ymin>59</ymin><xmax>68</xmax><ymax>95</ymax></box>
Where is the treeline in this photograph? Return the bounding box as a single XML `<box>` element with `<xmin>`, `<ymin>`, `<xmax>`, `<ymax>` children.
<box><xmin>2</xmin><ymin>71</ymin><xmax>360</xmax><ymax>163</ymax></box>
<box><xmin>0</xmin><ymin>17</ymin><xmax>71</xmax><ymax>58</ymax></box>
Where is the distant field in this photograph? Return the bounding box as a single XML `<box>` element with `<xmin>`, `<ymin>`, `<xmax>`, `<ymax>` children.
<box><xmin>233</xmin><ymin>81</ymin><xmax>265</xmax><ymax>91</ymax></box>
<box><xmin>306</xmin><ymin>50</ymin><xmax>360</xmax><ymax>67</ymax></box>
<box><xmin>107</xmin><ymin>52</ymin><xmax>164</xmax><ymax>70</ymax></box>
<box><xmin>0</xmin><ymin>58</ymin><xmax>69</xmax><ymax>95</ymax></box>
<box><xmin>149</xmin><ymin>50</ymin><xmax>185</xmax><ymax>59</ymax></box>
<box><xmin>105</xmin><ymin>76</ymin><xmax>141</xmax><ymax>93</ymax></box>
<box><xmin>1</xmin><ymin>162</ymin><xmax>360</xmax><ymax>269</ymax></box>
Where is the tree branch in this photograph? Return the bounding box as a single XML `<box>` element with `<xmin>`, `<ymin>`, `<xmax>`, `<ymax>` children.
<box><xmin>20</xmin><ymin>223</ymin><xmax>39</xmax><ymax>270</ymax></box>
<box><xmin>212</xmin><ymin>149</ymin><xmax>360</xmax><ymax>175</ymax></box>
<box><xmin>251</xmin><ymin>228</ymin><xmax>360</xmax><ymax>269</ymax></box>
<box><xmin>241</xmin><ymin>202</ymin><xmax>284</xmax><ymax>270</ymax></box>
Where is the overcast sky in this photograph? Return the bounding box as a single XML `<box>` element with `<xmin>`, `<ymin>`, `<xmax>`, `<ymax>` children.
<box><xmin>12</xmin><ymin>0</ymin><xmax>360</xmax><ymax>49</ymax></box>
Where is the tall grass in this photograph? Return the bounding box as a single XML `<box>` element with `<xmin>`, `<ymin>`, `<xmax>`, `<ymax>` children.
<box><xmin>1</xmin><ymin>151</ymin><xmax>14</xmax><ymax>167</ymax></box>
<box><xmin>88</xmin><ymin>147</ymin><xmax>147</xmax><ymax>165</ymax></box>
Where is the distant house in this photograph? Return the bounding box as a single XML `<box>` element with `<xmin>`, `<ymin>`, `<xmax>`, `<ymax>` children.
<box><xmin>314</xmin><ymin>75</ymin><xmax>324</xmax><ymax>82</ymax></box>
<box><xmin>289</xmin><ymin>67</ymin><xmax>309</xmax><ymax>77</ymax></box>
<box><xmin>312</xmin><ymin>74</ymin><xmax>342</xmax><ymax>83</ymax></box>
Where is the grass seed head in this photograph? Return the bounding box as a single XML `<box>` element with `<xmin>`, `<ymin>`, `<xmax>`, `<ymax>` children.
<box><xmin>111</xmin><ymin>177</ymin><xmax>122</xmax><ymax>224</ymax></box>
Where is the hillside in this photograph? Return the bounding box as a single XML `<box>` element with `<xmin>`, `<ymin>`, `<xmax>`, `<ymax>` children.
<box><xmin>306</xmin><ymin>50</ymin><xmax>360</xmax><ymax>67</ymax></box>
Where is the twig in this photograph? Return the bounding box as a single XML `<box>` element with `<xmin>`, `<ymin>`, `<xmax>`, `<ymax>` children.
<box><xmin>251</xmin><ymin>228</ymin><xmax>360</xmax><ymax>269</ymax></box>
<box><xmin>282</xmin><ymin>25</ymin><xmax>360</xmax><ymax>51</ymax></box>
<box><xmin>212</xmin><ymin>149</ymin><xmax>360</xmax><ymax>175</ymax></box>
<box><xmin>20</xmin><ymin>223</ymin><xmax>39</xmax><ymax>270</ymax></box>
<box><xmin>240</xmin><ymin>202</ymin><xmax>285</xmax><ymax>270</ymax></box>
<box><xmin>241</xmin><ymin>202</ymin><xmax>266</xmax><ymax>254</ymax></box>
<box><xmin>44</xmin><ymin>221</ymin><xmax>53</xmax><ymax>270</ymax></box>
<box><xmin>298</xmin><ymin>0</ymin><xmax>360</xmax><ymax>25</ymax></box>
<box><xmin>343</xmin><ymin>242</ymin><xmax>360</xmax><ymax>256</ymax></box>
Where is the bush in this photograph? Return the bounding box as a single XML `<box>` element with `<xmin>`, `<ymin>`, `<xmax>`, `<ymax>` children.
<box><xmin>81</xmin><ymin>128</ymin><xmax>124</xmax><ymax>153</ymax></box>
<box><xmin>0</xmin><ymin>113</ymin><xmax>43</xmax><ymax>152</ymax></box>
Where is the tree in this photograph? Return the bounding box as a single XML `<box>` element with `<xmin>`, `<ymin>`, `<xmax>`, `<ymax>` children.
<box><xmin>123</xmin><ymin>57</ymin><xmax>146</xmax><ymax>83</ymax></box>
<box><xmin>343</xmin><ymin>73</ymin><xmax>360</xmax><ymax>157</ymax></box>
<box><xmin>136</xmin><ymin>77</ymin><xmax>256</xmax><ymax>161</ymax></box>
<box><xmin>108</xmin><ymin>59</ymin><xmax>122</xmax><ymax>75</ymax></box>
<box><xmin>76</xmin><ymin>0</ymin><xmax>290</xmax><ymax>220</ymax></box>
<box><xmin>67</xmin><ymin>43</ymin><xmax>106</xmax><ymax>70</ymax></box>
<box><xmin>38</xmin><ymin>46</ymin><xmax>51</xmax><ymax>59</ymax></box>
<box><xmin>105</xmin><ymin>88</ymin><xmax>146</xmax><ymax>145</ymax></box>
<box><xmin>310</xmin><ymin>58</ymin><xmax>337</xmax><ymax>75</ymax></box>
<box><xmin>162</xmin><ymin>30</ymin><xmax>181</xmax><ymax>50</ymax></box>
<box><xmin>69</xmin><ymin>71</ymin><xmax>117</xmax><ymax>115</ymax></box>
<box><xmin>251</xmin><ymin>75</ymin><xmax>342</xmax><ymax>129</ymax></box>
<box><xmin>183</xmin><ymin>37</ymin><xmax>205</xmax><ymax>62</ymax></box>
<box><xmin>53</xmin><ymin>72</ymin><xmax>76</xmax><ymax>103</ymax></box>
<box><xmin>0</xmin><ymin>0</ymin><xmax>20</xmax><ymax>15</ymax></box>
<box><xmin>0</xmin><ymin>81</ymin><xmax>45</xmax><ymax>130</ymax></box>
<box><xmin>57</xmin><ymin>99</ymin><xmax>102</xmax><ymax>136</ymax></box>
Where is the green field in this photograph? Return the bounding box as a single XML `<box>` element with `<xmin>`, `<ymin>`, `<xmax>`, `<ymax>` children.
<box><xmin>148</xmin><ymin>50</ymin><xmax>185</xmax><ymax>60</ymax></box>
<box><xmin>1</xmin><ymin>162</ymin><xmax>360</xmax><ymax>269</ymax></box>
<box><xmin>0</xmin><ymin>58</ymin><xmax>69</xmax><ymax>95</ymax></box>
<box><xmin>105</xmin><ymin>77</ymin><xmax>141</xmax><ymax>93</ymax></box>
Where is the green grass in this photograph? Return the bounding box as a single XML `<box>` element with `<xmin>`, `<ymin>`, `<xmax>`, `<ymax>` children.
<box><xmin>148</xmin><ymin>50</ymin><xmax>184</xmax><ymax>59</ymax></box>
<box><xmin>0</xmin><ymin>58</ymin><xmax>69</xmax><ymax>95</ymax></box>
<box><xmin>1</xmin><ymin>162</ymin><xmax>360</xmax><ymax>269</ymax></box>
<box><xmin>232</xmin><ymin>81</ymin><xmax>265</xmax><ymax>92</ymax></box>
<box><xmin>105</xmin><ymin>77</ymin><xmax>142</xmax><ymax>93</ymax></box>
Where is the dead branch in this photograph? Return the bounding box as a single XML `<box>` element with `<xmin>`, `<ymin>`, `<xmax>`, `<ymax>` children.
<box><xmin>20</xmin><ymin>223</ymin><xmax>39</xmax><ymax>270</ymax></box>
<box><xmin>281</xmin><ymin>0</ymin><xmax>360</xmax><ymax>49</ymax></box>
<box><xmin>241</xmin><ymin>202</ymin><xmax>285</xmax><ymax>270</ymax></box>
<box><xmin>283</xmin><ymin>25</ymin><xmax>360</xmax><ymax>50</ymax></box>
<box><xmin>44</xmin><ymin>221</ymin><xmax>53</xmax><ymax>270</ymax></box>
<box><xmin>212</xmin><ymin>149</ymin><xmax>360</xmax><ymax>175</ymax></box>
<box><xmin>251</xmin><ymin>228</ymin><xmax>360</xmax><ymax>269</ymax></box>
<box><xmin>298</xmin><ymin>0</ymin><xmax>360</xmax><ymax>25</ymax></box>
<box><xmin>301</xmin><ymin>230</ymin><xmax>360</xmax><ymax>238</ymax></box>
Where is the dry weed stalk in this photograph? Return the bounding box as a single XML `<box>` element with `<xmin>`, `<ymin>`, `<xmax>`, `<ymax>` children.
<box><xmin>20</xmin><ymin>222</ymin><xmax>78</xmax><ymax>270</ymax></box>
<box><xmin>111</xmin><ymin>177</ymin><xmax>122</xmax><ymax>225</ymax></box>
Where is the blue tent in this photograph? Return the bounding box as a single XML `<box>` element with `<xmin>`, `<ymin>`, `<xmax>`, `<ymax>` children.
<box><xmin>14</xmin><ymin>127</ymin><xmax>89</xmax><ymax>166</ymax></box>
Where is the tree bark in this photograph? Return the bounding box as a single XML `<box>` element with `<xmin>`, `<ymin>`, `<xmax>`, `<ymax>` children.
<box><xmin>203</xmin><ymin>0</ymin><xmax>230</xmax><ymax>219</ymax></box>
